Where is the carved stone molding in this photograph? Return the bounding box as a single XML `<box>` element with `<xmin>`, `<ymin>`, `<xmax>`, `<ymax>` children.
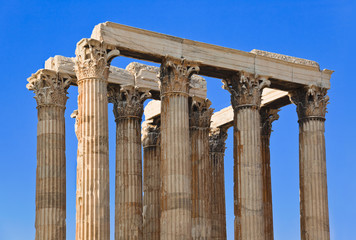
<box><xmin>142</xmin><ymin>124</ymin><xmax>160</xmax><ymax>148</ymax></box>
<box><xmin>260</xmin><ymin>108</ymin><xmax>280</xmax><ymax>137</ymax></box>
<box><xmin>222</xmin><ymin>71</ymin><xmax>270</xmax><ymax>110</ymax></box>
<box><xmin>27</xmin><ymin>69</ymin><xmax>71</xmax><ymax>107</ymax></box>
<box><xmin>189</xmin><ymin>97</ymin><xmax>214</xmax><ymax>128</ymax></box>
<box><xmin>108</xmin><ymin>85</ymin><xmax>151</xmax><ymax>120</ymax></box>
<box><xmin>159</xmin><ymin>56</ymin><xmax>200</xmax><ymax>96</ymax></box>
<box><xmin>209</xmin><ymin>128</ymin><xmax>228</xmax><ymax>153</ymax></box>
<box><xmin>75</xmin><ymin>38</ymin><xmax>120</xmax><ymax>81</ymax></box>
<box><xmin>289</xmin><ymin>85</ymin><xmax>329</xmax><ymax>121</ymax></box>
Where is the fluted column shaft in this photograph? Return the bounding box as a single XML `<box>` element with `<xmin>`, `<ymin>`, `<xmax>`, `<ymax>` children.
<box><xmin>27</xmin><ymin>69</ymin><xmax>70</xmax><ymax>240</ymax></box>
<box><xmin>190</xmin><ymin>98</ymin><xmax>214</xmax><ymax>239</ymax></box>
<box><xmin>260</xmin><ymin>108</ymin><xmax>279</xmax><ymax>240</ymax></box>
<box><xmin>75</xmin><ymin>39</ymin><xmax>118</xmax><ymax>240</ymax></box>
<box><xmin>142</xmin><ymin>123</ymin><xmax>161</xmax><ymax>240</ymax></box>
<box><xmin>223</xmin><ymin>72</ymin><xmax>270</xmax><ymax>240</ymax></box>
<box><xmin>209</xmin><ymin>128</ymin><xmax>228</xmax><ymax>240</ymax></box>
<box><xmin>108</xmin><ymin>85</ymin><xmax>150</xmax><ymax>240</ymax></box>
<box><xmin>290</xmin><ymin>86</ymin><xmax>330</xmax><ymax>240</ymax></box>
<box><xmin>159</xmin><ymin>57</ymin><xmax>199</xmax><ymax>239</ymax></box>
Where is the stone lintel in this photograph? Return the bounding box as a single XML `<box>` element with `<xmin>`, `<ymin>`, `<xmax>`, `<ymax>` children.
<box><xmin>91</xmin><ymin>22</ymin><xmax>333</xmax><ymax>89</ymax></box>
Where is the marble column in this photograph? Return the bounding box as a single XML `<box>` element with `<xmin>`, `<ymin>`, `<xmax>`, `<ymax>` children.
<box><xmin>75</xmin><ymin>38</ymin><xmax>119</xmax><ymax>240</ymax></box>
<box><xmin>260</xmin><ymin>107</ymin><xmax>280</xmax><ymax>240</ymax></box>
<box><xmin>290</xmin><ymin>85</ymin><xmax>330</xmax><ymax>240</ymax></box>
<box><xmin>159</xmin><ymin>57</ymin><xmax>199</xmax><ymax>239</ymax></box>
<box><xmin>27</xmin><ymin>69</ymin><xmax>71</xmax><ymax>240</ymax></box>
<box><xmin>222</xmin><ymin>71</ymin><xmax>270</xmax><ymax>240</ymax></box>
<box><xmin>209</xmin><ymin>127</ymin><xmax>228</xmax><ymax>240</ymax></box>
<box><xmin>142</xmin><ymin>121</ymin><xmax>161</xmax><ymax>240</ymax></box>
<box><xmin>190</xmin><ymin>97</ymin><xmax>214</xmax><ymax>239</ymax></box>
<box><xmin>108</xmin><ymin>85</ymin><xmax>151</xmax><ymax>240</ymax></box>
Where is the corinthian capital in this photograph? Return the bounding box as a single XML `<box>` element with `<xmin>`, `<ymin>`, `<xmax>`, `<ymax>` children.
<box><xmin>75</xmin><ymin>38</ymin><xmax>120</xmax><ymax>81</ymax></box>
<box><xmin>108</xmin><ymin>85</ymin><xmax>152</xmax><ymax>120</ymax></box>
<box><xmin>222</xmin><ymin>71</ymin><xmax>270</xmax><ymax>110</ymax></box>
<box><xmin>289</xmin><ymin>85</ymin><xmax>329</xmax><ymax>121</ymax></box>
<box><xmin>189</xmin><ymin>97</ymin><xmax>214</xmax><ymax>128</ymax></box>
<box><xmin>27</xmin><ymin>69</ymin><xmax>71</xmax><ymax>107</ymax></box>
<box><xmin>260</xmin><ymin>107</ymin><xmax>280</xmax><ymax>137</ymax></box>
<box><xmin>159</xmin><ymin>56</ymin><xmax>200</xmax><ymax>96</ymax></box>
<box><xmin>142</xmin><ymin>123</ymin><xmax>160</xmax><ymax>148</ymax></box>
<box><xmin>209</xmin><ymin>128</ymin><xmax>228</xmax><ymax>153</ymax></box>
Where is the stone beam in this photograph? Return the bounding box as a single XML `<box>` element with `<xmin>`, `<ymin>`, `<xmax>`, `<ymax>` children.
<box><xmin>144</xmin><ymin>88</ymin><xmax>289</xmax><ymax>128</ymax></box>
<box><xmin>91</xmin><ymin>22</ymin><xmax>333</xmax><ymax>89</ymax></box>
<box><xmin>45</xmin><ymin>55</ymin><xmax>207</xmax><ymax>98</ymax></box>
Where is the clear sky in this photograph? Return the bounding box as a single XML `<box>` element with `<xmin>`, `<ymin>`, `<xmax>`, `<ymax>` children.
<box><xmin>0</xmin><ymin>0</ymin><xmax>355</xmax><ymax>239</ymax></box>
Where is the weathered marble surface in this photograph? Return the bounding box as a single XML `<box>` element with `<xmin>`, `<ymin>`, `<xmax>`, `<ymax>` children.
<box><xmin>108</xmin><ymin>85</ymin><xmax>150</xmax><ymax>240</ymax></box>
<box><xmin>27</xmin><ymin>69</ymin><xmax>70</xmax><ymax>240</ymax></box>
<box><xmin>142</xmin><ymin>122</ymin><xmax>161</xmax><ymax>240</ymax></box>
<box><xmin>190</xmin><ymin>98</ymin><xmax>214</xmax><ymax>239</ymax></box>
<box><xmin>159</xmin><ymin>57</ymin><xmax>198</xmax><ymax>239</ymax></box>
<box><xmin>45</xmin><ymin>55</ymin><xmax>207</xmax><ymax>98</ymax></box>
<box><xmin>290</xmin><ymin>85</ymin><xmax>330</xmax><ymax>240</ymax></box>
<box><xmin>74</xmin><ymin>39</ymin><xmax>114</xmax><ymax>240</ymax></box>
<box><xmin>91</xmin><ymin>22</ymin><xmax>333</xmax><ymax>88</ymax></box>
<box><xmin>209</xmin><ymin>128</ymin><xmax>228</xmax><ymax>240</ymax></box>
<box><xmin>223</xmin><ymin>72</ymin><xmax>270</xmax><ymax>240</ymax></box>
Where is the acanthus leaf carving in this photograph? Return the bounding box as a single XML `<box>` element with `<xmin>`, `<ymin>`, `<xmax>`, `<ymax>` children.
<box><xmin>75</xmin><ymin>38</ymin><xmax>120</xmax><ymax>81</ymax></box>
<box><xmin>108</xmin><ymin>85</ymin><xmax>152</xmax><ymax>120</ymax></box>
<box><xmin>289</xmin><ymin>85</ymin><xmax>329</xmax><ymax>121</ymax></box>
<box><xmin>159</xmin><ymin>56</ymin><xmax>200</xmax><ymax>96</ymax></box>
<box><xmin>189</xmin><ymin>97</ymin><xmax>214</xmax><ymax>128</ymax></box>
<box><xmin>260</xmin><ymin>107</ymin><xmax>280</xmax><ymax>137</ymax></box>
<box><xmin>222</xmin><ymin>71</ymin><xmax>270</xmax><ymax>110</ymax></box>
<box><xmin>27</xmin><ymin>69</ymin><xmax>71</xmax><ymax>107</ymax></box>
<box><xmin>142</xmin><ymin>123</ymin><xmax>160</xmax><ymax>148</ymax></box>
<box><xmin>209</xmin><ymin>127</ymin><xmax>228</xmax><ymax>154</ymax></box>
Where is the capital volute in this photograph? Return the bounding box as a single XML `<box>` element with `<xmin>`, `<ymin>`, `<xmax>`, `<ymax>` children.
<box><xmin>75</xmin><ymin>38</ymin><xmax>120</xmax><ymax>81</ymax></box>
<box><xmin>222</xmin><ymin>71</ymin><xmax>270</xmax><ymax>110</ymax></box>
<box><xmin>159</xmin><ymin>56</ymin><xmax>200</xmax><ymax>96</ymax></box>
<box><xmin>27</xmin><ymin>69</ymin><xmax>71</xmax><ymax>107</ymax></box>
<box><xmin>189</xmin><ymin>97</ymin><xmax>214</xmax><ymax>128</ymax></box>
<box><xmin>289</xmin><ymin>85</ymin><xmax>329</xmax><ymax>122</ymax></box>
<box><xmin>260</xmin><ymin>107</ymin><xmax>280</xmax><ymax>137</ymax></box>
<box><xmin>108</xmin><ymin>85</ymin><xmax>152</xmax><ymax>120</ymax></box>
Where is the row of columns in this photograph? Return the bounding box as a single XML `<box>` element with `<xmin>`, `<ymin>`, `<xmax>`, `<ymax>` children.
<box><xmin>28</xmin><ymin>38</ymin><xmax>330</xmax><ymax>240</ymax></box>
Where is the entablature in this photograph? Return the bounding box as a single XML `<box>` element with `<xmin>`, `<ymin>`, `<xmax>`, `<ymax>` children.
<box><xmin>91</xmin><ymin>22</ymin><xmax>333</xmax><ymax>89</ymax></box>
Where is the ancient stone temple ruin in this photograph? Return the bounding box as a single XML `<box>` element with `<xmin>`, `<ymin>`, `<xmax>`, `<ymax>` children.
<box><xmin>27</xmin><ymin>22</ymin><xmax>333</xmax><ymax>240</ymax></box>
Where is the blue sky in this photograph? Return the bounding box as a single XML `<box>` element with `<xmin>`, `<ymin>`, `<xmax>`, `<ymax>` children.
<box><xmin>0</xmin><ymin>0</ymin><xmax>355</xmax><ymax>239</ymax></box>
